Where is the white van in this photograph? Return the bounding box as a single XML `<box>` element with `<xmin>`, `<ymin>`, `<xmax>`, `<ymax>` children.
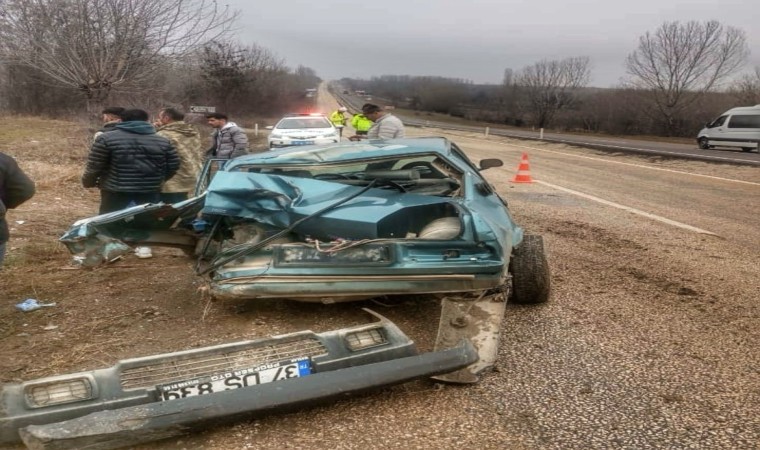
<box><xmin>697</xmin><ymin>105</ymin><xmax>760</xmax><ymax>152</ymax></box>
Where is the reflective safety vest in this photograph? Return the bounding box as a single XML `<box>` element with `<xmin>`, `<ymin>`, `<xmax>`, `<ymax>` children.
<box><xmin>329</xmin><ymin>110</ymin><xmax>346</xmax><ymax>126</ymax></box>
<box><xmin>351</xmin><ymin>113</ymin><xmax>373</xmax><ymax>132</ymax></box>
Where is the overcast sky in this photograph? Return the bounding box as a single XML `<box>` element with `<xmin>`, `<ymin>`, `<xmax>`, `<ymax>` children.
<box><xmin>225</xmin><ymin>0</ymin><xmax>759</xmax><ymax>88</ymax></box>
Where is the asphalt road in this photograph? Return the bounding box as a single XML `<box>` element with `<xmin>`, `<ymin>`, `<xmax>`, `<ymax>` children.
<box><xmin>161</xmin><ymin>103</ymin><xmax>759</xmax><ymax>449</ymax></box>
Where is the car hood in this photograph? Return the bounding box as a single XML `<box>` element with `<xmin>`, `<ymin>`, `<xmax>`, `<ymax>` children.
<box><xmin>203</xmin><ymin>171</ymin><xmax>457</xmax><ymax>240</ymax></box>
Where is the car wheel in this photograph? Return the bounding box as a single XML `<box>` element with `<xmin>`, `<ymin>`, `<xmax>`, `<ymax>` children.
<box><xmin>509</xmin><ymin>234</ymin><xmax>551</xmax><ymax>304</ymax></box>
<box><xmin>698</xmin><ymin>137</ymin><xmax>710</xmax><ymax>150</ymax></box>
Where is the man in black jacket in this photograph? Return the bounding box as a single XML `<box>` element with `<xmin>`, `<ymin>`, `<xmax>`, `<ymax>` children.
<box><xmin>83</xmin><ymin>109</ymin><xmax>180</xmax><ymax>214</ymax></box>
<box><xmin>0</xmin><ymin>152</ymin><xmax>35</xmax><ymax>267</ymax></box>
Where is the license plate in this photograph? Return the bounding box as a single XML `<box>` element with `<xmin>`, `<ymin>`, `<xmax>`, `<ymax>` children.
<box><xmin>291</xmin><ymin>140</ymin><xmax>314</xmax><ymax>145</ymax></box>
<box><xmin>157</xmin><ymin>357</ymin><xmax>311</xmax><ymax>401</ymax></box>
<box><xmin>277</xmin><ymin>244</ymin><xmax>392</xmax><ymax>266</ymax></box>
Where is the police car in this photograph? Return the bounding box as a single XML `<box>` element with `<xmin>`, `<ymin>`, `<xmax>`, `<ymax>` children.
<box><xmin>266</xmin><ymin>113</ymin><xmax>340</xmax><ymax>149</ymax></box>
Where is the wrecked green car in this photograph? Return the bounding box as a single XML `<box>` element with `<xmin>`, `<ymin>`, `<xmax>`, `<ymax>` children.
<box><xmin>0</xmin><ymin>138</ymin><xmax>550</xmax><ymax>448</ymax></box>
<box><xmin>60</xmin><ymin>137</ymin><xmax>550</xmax><ymax>382</ymax></box>
<box><xmin>0</xmin><ymin>137</ymin><xmax>551</xmax><ymax>446</ymax></box>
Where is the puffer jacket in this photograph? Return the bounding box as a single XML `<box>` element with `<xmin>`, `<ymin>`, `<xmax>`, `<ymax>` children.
<box><xmin>351</xmin><ymin>114</ymin><xmax>373</xmax><ymax>132</ymax></box>
<box><xmin>207</xmin><ymin>122</ymin><xmax>248</xmax><ymax>159</ymax></box>
<box><xmin>93</xmin><ymin>120</ymin><xmax>120</xmax><ymax>142</ymax></box>
<box><xmin>156</xmin><ymin>121</ymin><xmax>203</xmax><ymax>194</ymax></box>
<box><xmin>82</xmin><ymin>121</ymin><xmax>180</xmax><ymax>193</ymax></box>
<box><xmin>0</xmin><ymin>152</ymin><xmax>36</xmax><ymax>243</ymax></box>
<box><xmin>330</xmin><ymin>110</ymin><xmax>347</xmax><ymax>127</ymax></box>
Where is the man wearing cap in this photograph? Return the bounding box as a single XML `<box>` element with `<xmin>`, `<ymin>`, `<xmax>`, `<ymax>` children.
<box><xmin>330</xmin><ymin>106</ymin><xmax>348</xmax><ymax>138</ymax></box>
<box><xmin>349</xmin><ymin>103</ymin><xmax>405</xmax><ymax>141</ymax></box>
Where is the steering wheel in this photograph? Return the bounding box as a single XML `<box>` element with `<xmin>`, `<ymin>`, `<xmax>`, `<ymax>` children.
<box><xmin>399</xmin><ymin>161</ymin><xmax>440</xmax><ymax>178</ymax></box>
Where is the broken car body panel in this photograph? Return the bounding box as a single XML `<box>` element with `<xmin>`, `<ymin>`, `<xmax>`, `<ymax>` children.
<box><xmin>57</xmin><ymin>137</ymin><xmax>549</xmax><ymax>385</ymax></box>
<box><xmin>0</xmin><ymin>310</ymin><xmax>477</xmax><ymax>446</ymax></box>
<box><xmin>60</xmin><ymin>137</ymin><xmax>523</xmax><ymax>302</ymax></box>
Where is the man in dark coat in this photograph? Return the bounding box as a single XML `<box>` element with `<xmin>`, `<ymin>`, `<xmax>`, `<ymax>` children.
<box><xmin>83</xmin><ymin>108</ymin><xmax>180</xmax><ymax>214</ymax></box>
<box><xmin>0</xmin><ymin>152</ymin><xmax>35</xmax><ymax>267</ymax></box>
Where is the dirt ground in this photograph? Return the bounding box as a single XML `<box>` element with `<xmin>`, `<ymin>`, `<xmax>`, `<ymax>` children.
<box><xmin>1</xmin><ymin>118</ymin><xmax>369</xmax><ymax>375</ymax></box>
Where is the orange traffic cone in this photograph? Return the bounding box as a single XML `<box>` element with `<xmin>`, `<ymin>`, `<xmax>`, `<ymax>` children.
<box><xmin>511</xmin><ymin>153</ymin><xmax>534</xmax><ymax>183</ymax></box>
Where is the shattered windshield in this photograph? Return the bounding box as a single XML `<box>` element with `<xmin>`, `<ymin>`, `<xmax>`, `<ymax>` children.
<box><xmin>229</xmin><ymin>154</ymin><xmax>463</xmax><ymax>196</ymax></box>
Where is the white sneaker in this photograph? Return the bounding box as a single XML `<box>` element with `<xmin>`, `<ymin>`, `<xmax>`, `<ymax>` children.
<box><xmin>135</xmin><ymin>246</ymin><xmax>153</xmax><ymax>259</ymax></box>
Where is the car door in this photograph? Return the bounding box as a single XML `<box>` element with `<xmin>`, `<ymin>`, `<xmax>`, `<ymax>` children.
<box><xmin>725</xmin><ymin>114</ymin><xmax>760</xmax><ymax>149</ymax></box>
<box><xmin>705</xmin><ymin>115</ymin><xmax>729</xmax><ymax>144</ymax></box>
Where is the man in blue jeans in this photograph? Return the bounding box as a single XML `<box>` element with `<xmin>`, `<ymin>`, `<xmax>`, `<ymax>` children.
<box><xmin>0</xmin><ymin>152</ymin><xmax>35</xmax><ymax>268</ymax></box>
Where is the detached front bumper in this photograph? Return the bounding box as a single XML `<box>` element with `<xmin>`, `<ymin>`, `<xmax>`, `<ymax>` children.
<box><xmin>1</xmin><ymin>310</ymin><xmax>477</xmax><ymax>448</ymax></box>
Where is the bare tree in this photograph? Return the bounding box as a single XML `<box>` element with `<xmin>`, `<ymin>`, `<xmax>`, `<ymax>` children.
<box><xmin>625</xmin><ymin>20</ymin><xmax>749</xmax><ymax>135</ymax></box>
<box><xmin>730</xmin><ymin>66</ymin><xmax>760</xmax><ymax>105</ymax></box>
<box><xmin>0</xmin><ymin>0</ymin><xmax>234</xmax><ymax>113</ymax></box>
<box><xmin>515</xmin><ymin>56</ymin><xmax>591</xmax><ymax>128</ymax></box>
<box><xmin>200</xmin><ymin>40</ymin><xmax>288</xmax><ymax>114</ymax></box>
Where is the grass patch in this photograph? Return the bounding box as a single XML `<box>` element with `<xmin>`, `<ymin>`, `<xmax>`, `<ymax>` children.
<box><xmin>4</xmin><ymin>240</ymin><xmax>68</xmax><ymax>268</ymax></box>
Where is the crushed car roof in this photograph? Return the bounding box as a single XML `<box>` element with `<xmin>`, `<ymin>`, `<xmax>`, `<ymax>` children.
<box><xmin>228</xmin><ymin>137</ymin><xmax>456</xmax><ymax>166</ymax></box>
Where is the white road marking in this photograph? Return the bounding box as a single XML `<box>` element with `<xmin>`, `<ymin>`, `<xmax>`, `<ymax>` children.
<box><xmin>534</xmin><ymin>180</ymin><xmax>718</xmax><ymax>236</ymax></box>
<box><xmin>439</xmin><ymin>133</ymin><xmax>760</xmax><ymax>187</ymax></box>
<box><xmin>523</xmin><ymin>138</ymin><xmax>759</xmax><ymax>165</ymax></box>
<box><xmin>510</xmin><ymin>143</ymin><xmax>760</xmax><ymax>187</ymax></box>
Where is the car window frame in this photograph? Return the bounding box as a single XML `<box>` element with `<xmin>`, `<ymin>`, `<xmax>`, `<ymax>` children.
<box><xmin>726</xmin><ymin>114</ymin><xmax>760</xmax><ymax>129</ymax></box>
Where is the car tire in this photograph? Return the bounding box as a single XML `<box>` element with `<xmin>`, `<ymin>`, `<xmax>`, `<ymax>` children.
<box><xmin>698</xmin><ymin>137</ymin><xmax>710</xmax><ymax>150</ymax></box>
<box><xmin>509</xmin><ymin>234</ymin><xmax>551</xmax><ymax>304</ymax></box>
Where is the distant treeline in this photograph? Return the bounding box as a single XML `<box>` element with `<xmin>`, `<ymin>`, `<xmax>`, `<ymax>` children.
<box><xmin>0</xmin><ymin>40</ymin><xmax>321</xmax><ymax>120</ymax></box>
<box><xmin>0</xmin><ymin>0</ymin><xmax>320</xmax><ymax>120</ymax></box>
<box><xmin>341</xmin><ymin>20</ymin><xmax>760</xmax><ymax>138</ymax></box>
<box><xmin>342</xmin><ymin>72</ymin><xmax>760</xmax><ymax>138</ymax></box>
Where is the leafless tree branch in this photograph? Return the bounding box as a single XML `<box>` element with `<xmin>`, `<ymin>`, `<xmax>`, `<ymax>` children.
<box><xmin>515</xmin><ymin>56</ymin><xmax>591</xmax><ymax>128</ymax></box>
<box><xmin>729</xmin><ymin>66</ymin><xmax>760</xmax><ymax>105</ymax></box>
<box><xmin>625</xmin><ymin>20</ymin><xmax>749</xmax><ymax>134</ymax></box>
<box><xmin>0</xmin><ymin>0</ymin><xmax>235</xmax><ymax>112</ymax></box>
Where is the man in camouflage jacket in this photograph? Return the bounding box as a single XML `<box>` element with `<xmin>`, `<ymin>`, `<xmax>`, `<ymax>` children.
<box><xmin>155</xmin><ymin>108</ymin><xmax>203</xmax><ymax>203</ymax></box>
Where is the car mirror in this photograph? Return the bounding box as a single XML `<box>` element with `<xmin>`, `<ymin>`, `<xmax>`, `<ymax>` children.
<box><xmin>479</xmin><ymin>159</ymin><xmax>503</xmax><ymax>171</ymax></box>
<box><xmin>265</xmin><ymin>126</ymin><xmax>274</xmax><ymax>130</ymax></box>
